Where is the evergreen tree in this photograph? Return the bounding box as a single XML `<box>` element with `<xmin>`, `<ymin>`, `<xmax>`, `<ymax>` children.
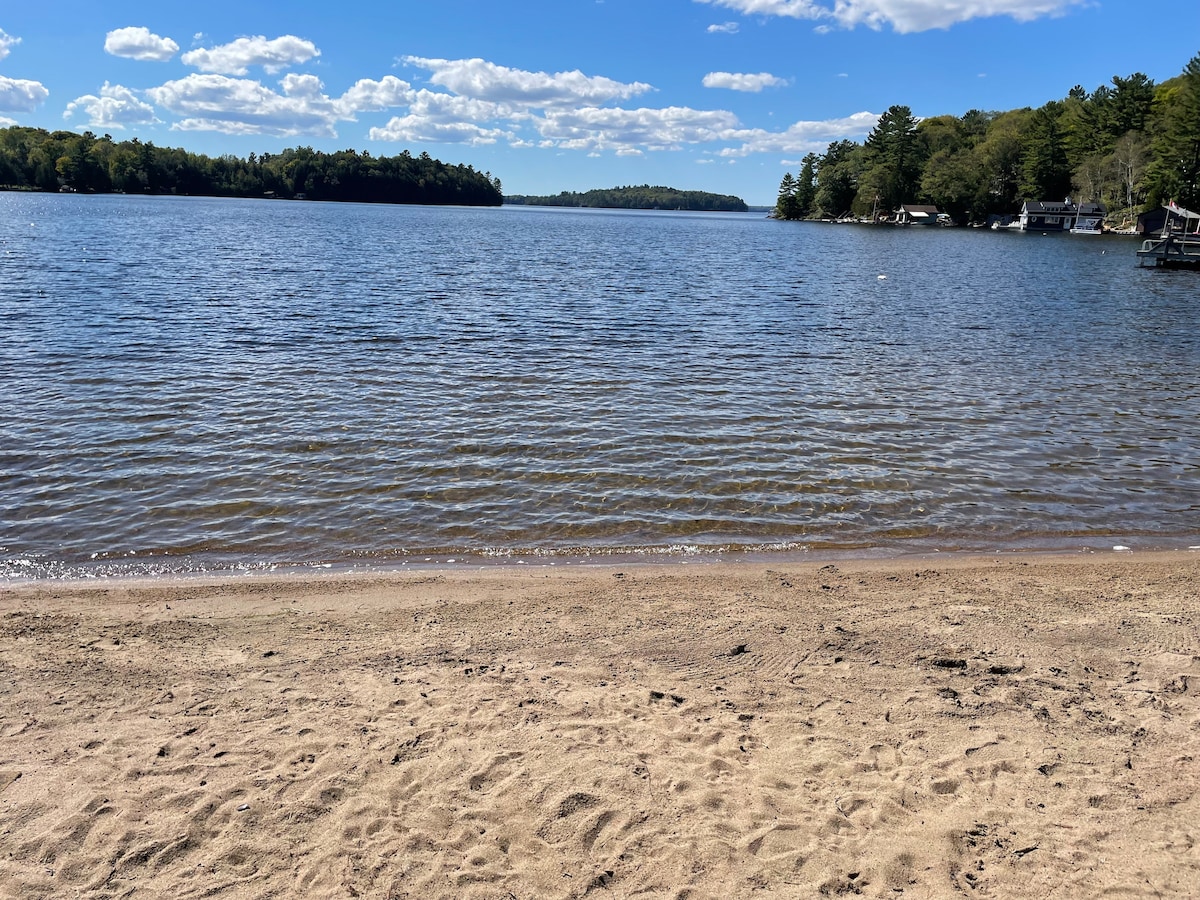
<box><xmin>794</xmin><ymin>153</ymin><xmax>818</xmax><ymax>216</ymax></box>
<box><xmin>860</xmin><ymin>105</ymin><xmax>924</xmax><ymax>210</ymax></box>
<box><xmin>1147</xmin><ymin>54</ymin><xmax>1200</xmax><ymax>207</ymax></box>
<box><xmin>1019</xmin><ymin>102</ymin><xmax>1071</xmax><ymax>200</ymax></box>
<box><xmin>814</xmin><ymin>140</ymin><xmax>863</xmax><ymax>217</ymax></box>
<box><xmin>1105</xmin><ymin>73</ymin><xmax>1156</xmax><ymax>140</ymax></box>
<box><xmin>775</xmin><ymin>171</ymin><xmax>798</xmax><ymax>219</ymax></box>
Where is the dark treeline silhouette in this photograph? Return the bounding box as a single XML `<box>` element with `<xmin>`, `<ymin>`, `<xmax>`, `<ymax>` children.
<box><xmin>0</xmin><ymin>127</ymin><xmax>503</xmax><ymax>206</ymax></box>
<box><xmin>775</xmin><ymin>50</ymin><xmax>1200</xmax><ymax>226</ymax></box>
<box><xmin>506</xmin><ymin>184</ymin><xmax>748</xmax><ymax>212</ymax></box>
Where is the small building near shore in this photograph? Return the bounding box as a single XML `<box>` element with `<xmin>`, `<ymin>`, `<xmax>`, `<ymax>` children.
<box><xmin>1018</xmin><ymin>200</ymin><xmax>1105</xmax><ymax>232</ymax></box>
<box><xmin>895</xmin><ymin>204</ymin><xmax>942</xmax><ymax>226</ymax></box>
<box><xmin>1137</xmin><ymin>203</ymin><xmax>1200</xmax><ymax>236</ymax></box>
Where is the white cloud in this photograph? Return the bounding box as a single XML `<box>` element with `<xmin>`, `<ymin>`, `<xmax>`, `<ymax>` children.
<box><xmin>405</xmin><ymin>89</ymin><xmax>507</xmax><ymax>122</ymax></box>
<box><xmin>367</xmin><ymin>88</ymin><xmax>511</xmax><ymax>146</ymax></box>
<box><xmin>127</xmin><ymin>44</ymin><xmax>873</xmax><ymax>164</ymax></box>
<box><xmin>335</xmin><ymin>76</ymin><xmax>413</xmax><ymax>115</ymax></box>
<box><xmin>0</xmin><ymin>115</ymin><xmax>17</xmax><ymax>127</ymax></box>
<box><xmin>147</xmin><ymin>73</ymin><xmax>338</xmax><ymax>136</ymax></box>
<box><xmin>144</xmin><ymin>72</ymin><xmax>409</xmax><ymax>137</ymax></box>
<box><xmin>65</xmin><ymin>82</ymin><xmax>160</xmax><ymax>129</ymax></box>
<box><xmin>361</xmin><ymin>55</ymin><xmax>877</xmax><ymax>161</ymax></box>
<box><xmin>171</xmin><ymin>119</ymin><xmax>269</xmax><ymax>136</ymax></box>
<box><xmin>717</xmin><ymin>111</ymin><xmax>880</xmax><ymax>156</ymax></box>
<box><xmin>181</xmin><ymin>35</ymin><xmax>319</xmax><ymax>75</ymax></box>
<box><xmin>402</xmin><ymin>56</ymin><xmax>653</xmax><ymax>107</ymax></box>
<box><xmin>104</xmin><ymin>26</ymin><xmax>179</xmax><ymax>62</ymax></box>
<box><xmin>702</xmin><ymin>71</ymin><xmax>788</xmax><ymax>92</ymax></box>
<box><xmin>694</xmin><ymin>0</ymin><xmax>1085</xmax><ymax>33</ymax></box>
<box><xmin>0</xmin><ymin>28</ymin><xmax>20</xmax><ymax>61</ymax></box>
<box><xmin>0</xmin><ymin>75</ymin><xmax>49</xmax><ymax>112</ymax></box>
<box><xmin>707</xmin><ymin>22</ymin><xmax>740</xmax><ymax>33</ymax></box>
<box><xmin>535</xmin><ymin>106</ymin><xmax>741</xmax><ymax>154</ymax></box>
<box><xmin>368</xmin><ymin>115</ymin><xmax>510</xmax><ymax>146</ymax></box>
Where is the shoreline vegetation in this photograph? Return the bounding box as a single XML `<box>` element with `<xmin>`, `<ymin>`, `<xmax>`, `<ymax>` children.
<box><xmin>504</xmin><ymin>185</ymin><xmax>748</xmax><ymax>212</ymax></box>
<box><xmin>0</xmin><ymin>127</ymin><xmax>503</xmax><ymax>206</ymax></box>
<box><xmin>1</xmin><ymin>552</ymin><xmax>1197</xmax><ymax>897</ymax></box>
<box><xmin>773</xmin><ymin>50</ymin><xmax>1200</xmax><ymax>229</ymax></box>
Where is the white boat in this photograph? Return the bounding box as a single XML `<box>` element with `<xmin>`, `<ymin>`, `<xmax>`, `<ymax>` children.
<box><xmin>1070</xmin><ymin>201</ymin><xmax>1105</xmax><ymax>234</ymax></box>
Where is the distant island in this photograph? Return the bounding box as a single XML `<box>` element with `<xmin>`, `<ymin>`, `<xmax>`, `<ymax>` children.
<box><xmin>505</xmin><ymin>185</ymin><xmax>748</xmax><ymax>212</ymax></box>
<box><xmin>0</xmin><ymin>127</ymin><xmax>503</xmax><ymax>206</ymax></box>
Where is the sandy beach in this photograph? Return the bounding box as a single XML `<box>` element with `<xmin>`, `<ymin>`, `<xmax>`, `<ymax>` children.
<box><xmin>1</xmin><ymin>552</ymin><xmax>1198</xmax><ymax>898</ymax></box>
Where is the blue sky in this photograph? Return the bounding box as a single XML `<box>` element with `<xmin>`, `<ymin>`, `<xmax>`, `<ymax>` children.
<box><xmin>1</xmin><ymin>2</ymin><xmax>1197</xmax><ymax>205</ymax></box>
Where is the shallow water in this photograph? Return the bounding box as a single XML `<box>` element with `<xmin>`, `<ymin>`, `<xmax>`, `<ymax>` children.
<box><xmin>2</xmin><ymin>193</ymin><xmax>1198</xmax><ymax>578</ymax></box>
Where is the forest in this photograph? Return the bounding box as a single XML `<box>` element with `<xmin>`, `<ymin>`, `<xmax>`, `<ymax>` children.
<box><xmin>0</xmin><ymin>127</ymin><xmax>504</xmax><ymax>206</ymax></box>
<box><xmin>774</xmin><ymin>51</ymin><xmax>1200</xmax><ymax>226</ymax></box>
<box><xmin>505</xmin><ymin>185</ymin><xmax>748</xmax><ymax>212</ymax></box>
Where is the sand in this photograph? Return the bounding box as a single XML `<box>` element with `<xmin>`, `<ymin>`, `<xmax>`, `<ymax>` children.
<box><xmin>1</xmin><ymin>552</ymin><xmax>1198</xmax><ymax>899</ymax></box>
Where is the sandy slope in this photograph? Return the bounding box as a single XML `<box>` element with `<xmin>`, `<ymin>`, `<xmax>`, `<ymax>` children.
<box><xmin>1</xmin><ymin>553</ymin><xmax>1198</xmax><ymax>898</ymax></box>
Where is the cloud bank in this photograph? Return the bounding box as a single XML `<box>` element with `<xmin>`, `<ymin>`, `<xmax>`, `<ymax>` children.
<box><xmin>50</xmin><ymin>29</ymin><xmax>879</xmax><ymax>162</ymax></box>
<box><xmin>694</xmin><ymin>0</ymin><xmax>1085</xmax><ymax>33</ymax></box>
<box><xmin>144</xmin><ymin>73</ymin><xmax>411</xmax><ymax>138</ymax></box>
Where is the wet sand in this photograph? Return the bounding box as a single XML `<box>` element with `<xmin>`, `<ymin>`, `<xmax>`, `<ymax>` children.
<box><xmin>1</xmin><ymin>552</ymin><xmax>1198</xmax><ymax>898</ymax></box>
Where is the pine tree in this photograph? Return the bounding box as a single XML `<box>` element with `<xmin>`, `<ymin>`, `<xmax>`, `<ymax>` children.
<box><xmin>775</xmin><ymin>171</ymin><xmax>798</xmax><ymax>219</ymax></box>
<box><xmin>861</xmin><ymin>105</ymin><xmax>923</xmax><ymax>210</ymax></box>
<box><xmin>1148</xmin><ymin>54</ymin><xmax>1200</xmax><ymax>207</ymax></box>
<box><xmin>794</xmin><ymin>153</ymin><xmax>818</xmax><ymax>217</ymax></box>
<box><xmin>1019</xmin><ymin>102</ymin><xmax>1071</xmax><ymax>200</ymax></box>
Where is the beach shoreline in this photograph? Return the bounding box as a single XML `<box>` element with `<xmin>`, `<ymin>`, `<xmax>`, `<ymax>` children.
<box><xmin>7</xmin><ymin>534</ymin><xmax>1200</xmax><ymax>588</ymax></box>
<box><xmin>2</xmin><ymin>551</ymin><xmax>1197</xmax><ymax>897</ymax></box>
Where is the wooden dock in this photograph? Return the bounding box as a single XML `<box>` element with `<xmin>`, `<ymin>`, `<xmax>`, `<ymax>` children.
<box><xmin>1136</xmin><ymin>233</ymin><xmax>1200</xmax><ymax>268</ymax></box>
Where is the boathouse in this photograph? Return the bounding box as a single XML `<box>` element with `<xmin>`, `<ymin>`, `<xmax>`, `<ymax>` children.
<box><xmin>1018</xmin><ymin>200</ymin><xmax>1105</xmax><ymax>232</ymax></box>
<box><xmin>895</xmin><ymin>204</ymin><xmax>942</xmax><ymax>226</ymax></box>
<box><xmin>1137</xmin><ymin>202</ymin><xmax>1200</xmax><ymax>236</ymax></box>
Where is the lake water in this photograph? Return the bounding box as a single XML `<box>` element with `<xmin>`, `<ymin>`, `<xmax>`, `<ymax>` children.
<box><xmin>2</xmin><ymin>193</ymin><xmax>1198</xmax><ymax>579</ymax></box>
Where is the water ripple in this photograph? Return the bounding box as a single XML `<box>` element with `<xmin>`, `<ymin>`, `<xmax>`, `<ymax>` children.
<box><xmin>2</xmin><ymin>194</ymin><xmax>1199</xmax><ymax>578</ymax></box>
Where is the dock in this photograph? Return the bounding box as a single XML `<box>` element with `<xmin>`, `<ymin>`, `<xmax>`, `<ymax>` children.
<box><xmin>1136</xmin><ymin>233</ymin><xmax>1200</xmax><ymax>268</ymax></box>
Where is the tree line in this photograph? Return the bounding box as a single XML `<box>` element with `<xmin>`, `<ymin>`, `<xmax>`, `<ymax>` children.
<box><xmin>0</xmin><ymin>127</ymin><xmax>504</xmax><ymax>206</ymax></box>
<box><xmin>505</xmin><ymin>185</ymin><xmax>748</xmax><ymax>212</ymax></box>
<box><xmin>775</xmin><ymin>51</ymin><xmax>1200</xmax><ymax>225</ymax></box>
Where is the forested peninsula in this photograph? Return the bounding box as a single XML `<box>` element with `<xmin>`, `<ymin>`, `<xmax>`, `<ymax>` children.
<box><xmin>0</xmin><ymin>127</ymin><xmax>503</xmax><ymax>206</ymax></box>
<box><xmin>505</xmin><ymin>185</ymin><xmax>748</xmax><ymax>212</ymax></box>
<box><xmin>774</xmin><ymin>51</ymin><xmax>1200</xmax><ymax>225</ymax></box>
